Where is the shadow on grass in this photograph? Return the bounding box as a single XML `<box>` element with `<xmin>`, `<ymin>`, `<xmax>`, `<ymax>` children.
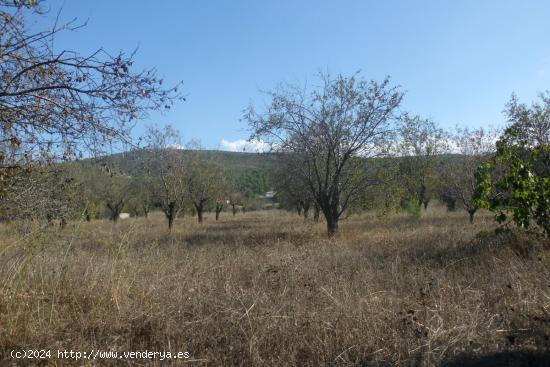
<box><xmin>345</xmin><ymin>213</ymin><xmax>480</xmax><ymax>232</ymax></box>
<box><xmin>402</xmin><ymin>228</ymin><xmax>548</xmax><ymax>268</ymax></box>
<box><xmin>180</xmin><ymin>229</ymin><xmax>313</xmax><ymax>247</ymax></box>
<box><xmin>442</xmin><ymin>350</ymin><xmax>550</xmax><ymax>367</ymax></box>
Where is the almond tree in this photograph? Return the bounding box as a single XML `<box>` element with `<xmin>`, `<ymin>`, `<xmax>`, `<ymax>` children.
<box><xmin>213</xmin><ymin>172</ymin><xmax>231</xmax><ymax>221</ymax></box>
<box><xmin>142</xmin><ymin>125</ymin><xmax>187</xmax><ymax>232</ymax></box>
<box><xmin>272</xmin><ymin>155</ymin><xmax>314</xmax><ymax>218</ymax></box>
<box><xmin>90</xmin><ymin>163</ymin><xmax>131</xmax><ymax>222</ymax></box>
<box><xmin>185</xmin><ymin>148</ymin><xmax>226</xmax><ymax>224</ymax></box>
<box><xmin>0</xmin><ymin>1</ymin><xmax>182</xmax><ymax>215</ymax></box>
<box><xmin>0</xmin><ymin>164</ymin><xmax>77</xmax><ymax>226</ymax></box>
<box><xmin>440</xmin><ymin>127</ymin><xmax>496</xmax><ymax>223</ymax></box>
<box><xmin>245</xmin><ymin>72</ymin><xmax>402</xmax><ymax>236</ymax></box>
<box><xmin>397</xmin><ymin>114</ymin><xmax>448</xmax><ymax>211</ymax></box>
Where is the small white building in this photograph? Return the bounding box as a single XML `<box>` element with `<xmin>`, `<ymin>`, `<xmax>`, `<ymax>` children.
<box><xmin>119</xmin><ymin>213</ymin><xmax>131</xmax><ymax>220</ymax></box>
<box><xmin>264</xmin><ymin>191</ymin><xmax>277</xmax><ymax>199</ymax></box>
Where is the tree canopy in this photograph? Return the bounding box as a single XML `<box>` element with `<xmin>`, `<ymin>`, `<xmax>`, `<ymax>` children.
<box><xmin>245</xmin><ymin>72</ymin><xmax>403</xmax><ymax>236</ymax></box>
<box><xmin>476</xmin><ymin>93</ymin><xmax>550</xmax><ymax>237</ymax></box>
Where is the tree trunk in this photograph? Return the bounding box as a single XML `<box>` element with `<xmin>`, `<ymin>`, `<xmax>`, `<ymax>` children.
<box><xmin>326</xmin><ymin>216</ymin><xmax>339</xmax><ymax>237</ymax></box>
<box><xmin>143</xmin><ymin>206</ymin><xmax>149</xmax><ymax>219</ymax></box>
<box><xmin>165</xmin><ymin>201</ymin><xmax>176</xmax><ymax>232</ymax></box>
<box><xmin>445</xmin><ymin>198</ymin><xmax>456</xmax><ymax>211</ymax></box>
<box><xmin>107</xmin><ymin>203</ymin><xmax>121</xmax><ymax>222</ymax></box>
<box><xmin>303</xmin><ymin>201</ymin><xmax>310</xmax><ymax>219</ymax></box>
<box><xmin>232</xmin><ymin>204</ymin><xmax>237</xmax><ymax>216</ymax></box>
<box><xmin>313</xmin><ymin>204</ymin><xmax>320</xmax><ymax>222</ymax></box>
<box><xmin>196</xmin><ymin>203</ymin><xmax>204</xmax><ymax>223</ymax></box>
<box><xmin>215</xmin><ymin>203</ymin><xmax>223</xmax><ymax>221</ymax></box>
<box><xmin>168</xmin><ymin>214</ymin><xmax>174</xmax><ymax>231</ymax></box>
<box><xmin>321</xmin><ymin>200</ymin><xmax>340</xmax><ymax>237</ymax></box>
<box><xmin>468</xmin><ymin>209</ymin><xmax>476</xmax><ymax>224</ymax></box>
<box><xmin>419</xmin><ymin>184</ymin><xmax>429</xmax><ymax>210</ymax></box>
<box><xmin>296</xmin><ymin>204</ymin><xmax>302</xmax><ymax>216</ymax></box>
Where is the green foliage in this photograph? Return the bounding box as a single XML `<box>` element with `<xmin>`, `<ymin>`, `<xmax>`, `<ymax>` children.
<box><xmin>95</xmin><ymin>149</ymin><xmax>275</xmax><ymax>203</ymax></box>
<box><xmin>475</xmin><ymin>94</ymin><xmax>550</xmax><ymax>237</ymax></box>
<box><xmin>403</xmin><ymin>199</ymin><xmax>422</xmax><ymax>218</ymax></box>
<box><xmin>476</xmin><ymin>145</ymin><xmax>549</xmax><ymax>236</ymax></box>
<box><xmin>232</xmin><ymin>168</ymin><xmax>271</xmax><ymax>199</ymax></box>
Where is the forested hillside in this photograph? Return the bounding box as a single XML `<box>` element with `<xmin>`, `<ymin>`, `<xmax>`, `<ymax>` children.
<box><xmin>95</xmin><ymin>149</ymin><xmax>277</xmax><ymax>199</ymax></box>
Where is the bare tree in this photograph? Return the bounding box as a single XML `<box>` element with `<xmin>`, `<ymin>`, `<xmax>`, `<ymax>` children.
<box><xmin>0</xmin><ymin>1</ymin><xmax>182</xmax><ymax>172</ymax></box>
<box><xmin>213</xmin><ymin>171</ymin><xmax>231</xmax><ymax>221</ymax></box>
<box><xmin>185</xmin><ymin>148</ymin><xmax>226</xmax><ymax>224</ymax></box>
<box><xmin>229</xmin><ymin>192</ymin><xmax>245</xmax><ymax>216</ymax></box>
<box><xmin>0</xmin><ymin>164</ymin><xmax>77</xmax><ymax>226</ymax></box>
<box><xmin>90</xmin><ymin>163</ymin><xmax>131</xmax><ymax>222</ymax></box>
<box><xmin>397</xmin><ymin>114</ymin><xmax>448</xmax><ymax>210</ymax></box>
<box><xmin>440</xmin><ymin>127</ymin><xmax>496</xmax><ymax>223</ymax></box>
<box><xmin>127</xmin><ymin>176</ymin><xmax>154</xmax><ymax>218</ymax></box>
<box><xmin>214</xmin><ymin>199</ymin><xmax>225</xmax><ymax>221</ymax></box>
<box><xmin>142</xmin><ymin>125</ymin><xmax>187</xmax><ymax>232</ymax></box>
<box><xmin>245</xmin><ymin>72</ymin><xmax>402</xmax><ymax>236</ymax></box>
<box><xmin>273</xmin><ymin>155</ymin><xmax>314</xmax><ymax>219</ymax></box>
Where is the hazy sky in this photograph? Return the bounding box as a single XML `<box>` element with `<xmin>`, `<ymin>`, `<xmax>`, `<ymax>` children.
<box><xmin>36</xmin><ymin>0</ymin><xmax>550</xmax><ymax>151</ymax></box>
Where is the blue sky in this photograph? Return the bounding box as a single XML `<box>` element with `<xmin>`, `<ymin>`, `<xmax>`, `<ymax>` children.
<box><xmin>37</xmin><ymin>0</ymin><xmax>550</xmax><ymax>151</ymax></box>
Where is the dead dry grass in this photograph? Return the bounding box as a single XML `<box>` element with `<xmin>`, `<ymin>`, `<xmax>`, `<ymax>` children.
<box><xmin>0</xmin><ymin>208</ymin><xmax>549</xmax><ymax>366</ymax></box>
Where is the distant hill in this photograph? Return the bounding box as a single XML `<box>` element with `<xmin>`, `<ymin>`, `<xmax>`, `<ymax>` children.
<box><xmin>72</xmin><ymin>149</ymin><xmax>469</xmax><ymax>201</ymax></box>
<box><xmin>75</xmin><ymin>149</ymin><xmax>280</xmax><ymax>199</ymax></box>
<box><xmin>104</xmin><ymin>149</ymin><xmax>279</xmax><ymax>173</ymax></box>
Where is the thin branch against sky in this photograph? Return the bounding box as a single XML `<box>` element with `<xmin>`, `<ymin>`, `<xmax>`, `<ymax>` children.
<box><xmin>36</xmin><ymin>0</ymin><xmax>550</xmax><ymax>151</ymax></box>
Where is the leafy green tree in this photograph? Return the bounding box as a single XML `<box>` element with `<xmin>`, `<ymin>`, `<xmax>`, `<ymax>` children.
<box><xmin>476</xmin><ymin>93</ymin><xmax>549</xmax><ymax>237</ymax></box>
<box><xmin>233</xmin><ymin>169</ymin><xmax>271</xmax><ymax>199</ymax></box>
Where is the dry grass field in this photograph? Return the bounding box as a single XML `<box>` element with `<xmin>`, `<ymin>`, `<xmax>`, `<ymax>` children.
<box><xmin>0</xmin><ymin>208</ymin><xmax>549</xmax><ymax>366</ymax></box>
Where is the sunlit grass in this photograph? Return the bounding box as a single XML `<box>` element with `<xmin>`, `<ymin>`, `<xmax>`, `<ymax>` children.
<box><xmin>0</xmin><ymin>208</ymin><xmax>548</xmax><ymax>366</ymax></box>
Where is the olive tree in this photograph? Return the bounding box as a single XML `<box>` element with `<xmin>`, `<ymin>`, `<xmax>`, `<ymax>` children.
<box><xmin>245</xmin><ymin>72</ymin><xmax>402</xmax><ymax>236</ymax></box>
